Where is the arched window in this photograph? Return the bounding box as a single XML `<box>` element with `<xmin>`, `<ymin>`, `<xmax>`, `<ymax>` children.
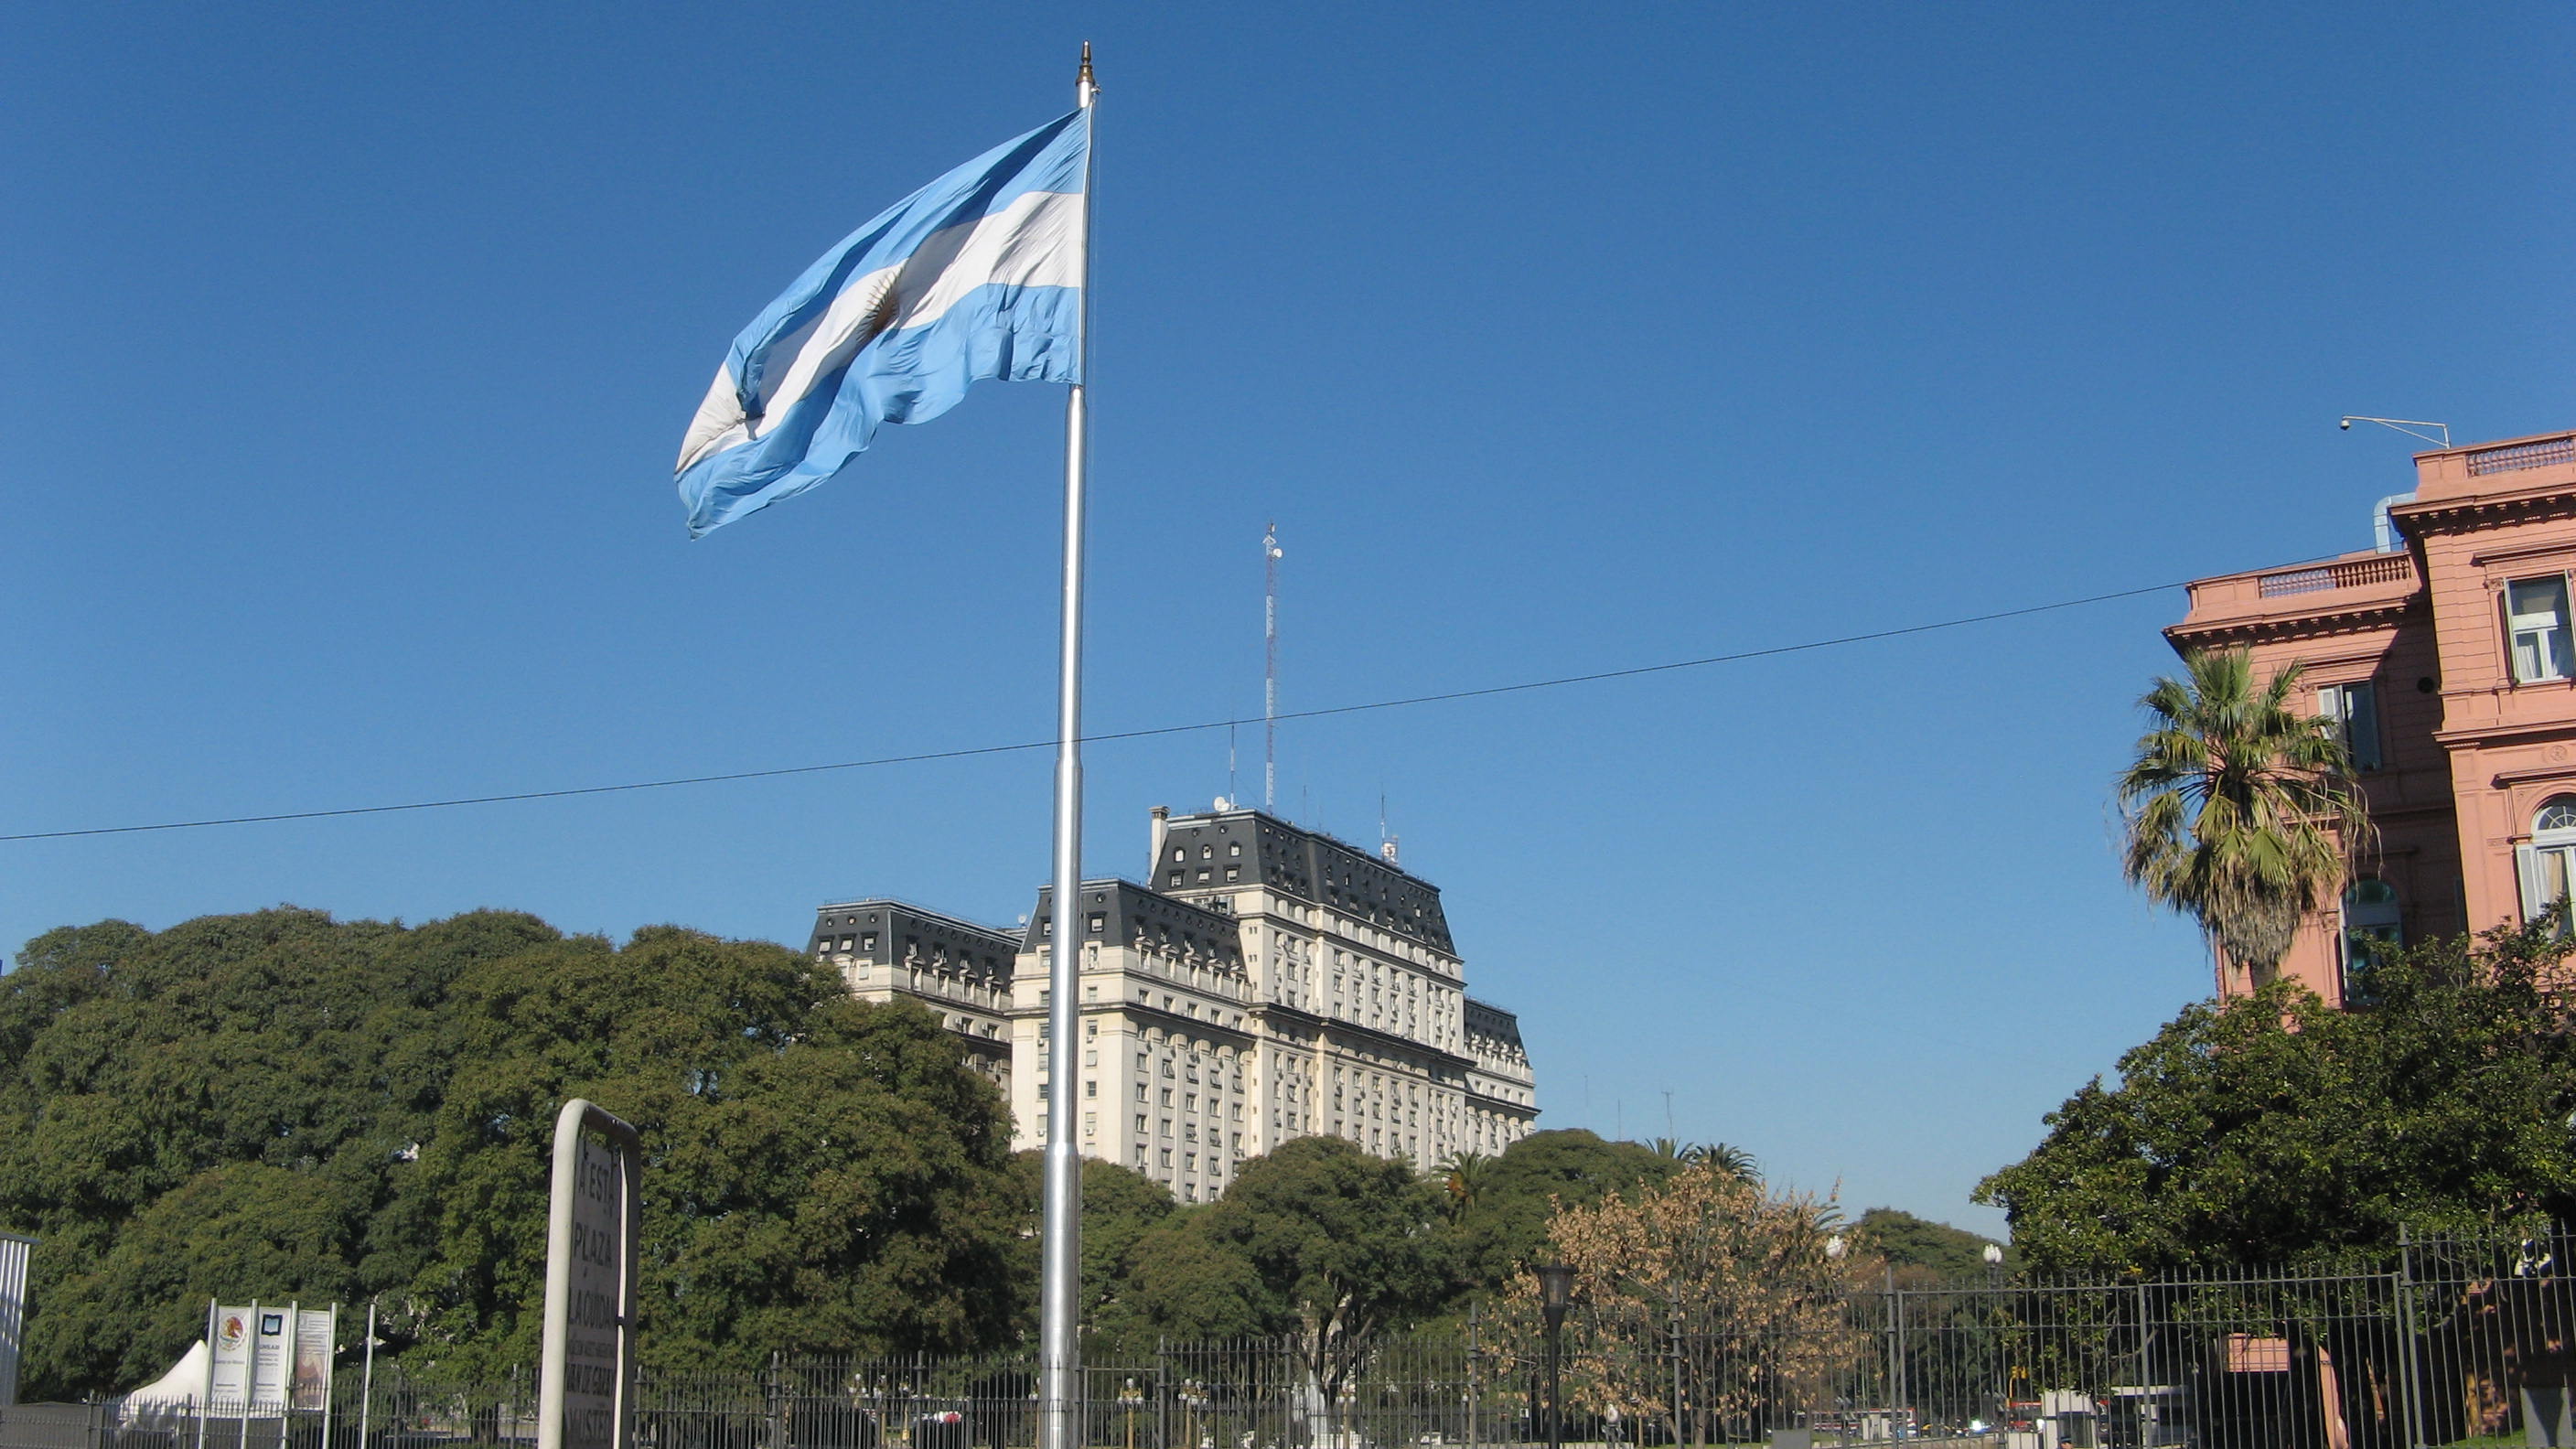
<box><xmin>2517</xmin><ymin>797</ymin><xmax>2576</xmax><ymax>937</ymax></box>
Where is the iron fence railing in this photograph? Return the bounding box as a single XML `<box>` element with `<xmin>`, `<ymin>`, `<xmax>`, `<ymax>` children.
<box><xmin>25</xmin><ymin>1226</ymin><xmax>2576</xmax><ymax>1449</ymax></box>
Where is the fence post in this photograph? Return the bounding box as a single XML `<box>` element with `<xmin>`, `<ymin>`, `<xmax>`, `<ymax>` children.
<box><xmin>1666</xmin><ymin>1313</ymin><xmax>1680</xmax><ymax>1449</ymax></box>
<box><xmin>766</xmin><ymin>1351</ymin><xmax>783</xmax><ymax>1449</ymax></box>
<box><xmin>1155</xmin><ymin>1338</ymin><xmax>1168</xmax><ymax>1449</ymax></box>
<box><xmin>2134</xmin><ymin>1282</ymin><xmax>2152</xmax><ymax>1403</ymax></box>
<box><xmin>1465</xmin><ymin>1305</ymin><xmax>1480</xmax><ymax>1449</ymax></box>
<box><xmin>1884</xmin><ymin>1268</ymin><xmax>1905</xmax><ymax>1429</ymax></box>
<box><xmin>2396</xmin><ymin>1226</ymin><xmax>2427</xmax><ymax>1449</ymax></box>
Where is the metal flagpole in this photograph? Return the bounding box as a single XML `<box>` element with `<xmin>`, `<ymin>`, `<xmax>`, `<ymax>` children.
<box><xmin>1038</xmin><ymin>40</ymin><xmax>1098</xmax><ymax>1449</ymax></box>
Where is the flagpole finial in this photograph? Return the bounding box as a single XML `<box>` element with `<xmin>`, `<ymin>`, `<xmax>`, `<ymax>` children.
<box><xmin>1077</xmin><ymin>42</ymin><xmax>1095</xmax><ymax>101</ymax></box>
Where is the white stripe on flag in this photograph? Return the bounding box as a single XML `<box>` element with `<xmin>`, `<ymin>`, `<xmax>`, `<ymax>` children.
<box><xmin>677</xmin><ymin>189</ymin><xmax>1084</xmax><ymax>472</ymax></box>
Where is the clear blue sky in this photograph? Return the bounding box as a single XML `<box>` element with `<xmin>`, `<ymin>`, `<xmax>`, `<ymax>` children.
<box><xmin>6</xmin><ymin>3</ymin><xmax>2571</xmax><ymax>1235</ymax></box>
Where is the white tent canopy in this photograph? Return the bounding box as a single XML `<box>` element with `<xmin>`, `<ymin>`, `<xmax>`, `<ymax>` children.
<box><xmin>121</xmin><ymin>1339</ymin><xmax>207</xmax><ymax>1411</ymax></box>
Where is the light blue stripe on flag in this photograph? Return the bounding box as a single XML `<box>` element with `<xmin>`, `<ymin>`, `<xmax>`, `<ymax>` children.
<box><xmin>675</xmin><ymin>109</ymin><xmax>1089</xmax><ymax>537</ymax></box>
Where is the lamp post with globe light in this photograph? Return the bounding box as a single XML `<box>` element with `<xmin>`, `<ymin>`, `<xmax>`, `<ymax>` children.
<box><xmin>1981</xmin><ymin>1244</ymin><xmax>2007</xmax><ymax>1436</ymax></box>
<box><xmin>1822</xmin><ymin>1238</ymin><xmax>1850</xmax><ymax>1444</ymax></box>
<box><xmin>1539</xmin><ymin>1265</ymin><xmax>1576</xmax><ymax>1449</ymax></box>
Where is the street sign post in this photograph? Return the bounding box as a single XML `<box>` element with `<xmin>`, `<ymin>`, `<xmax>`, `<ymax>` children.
<box><xmin>538</xmin><ymin>1100</ymin><xmax>641</xmax><ymax>1449</ymax></box>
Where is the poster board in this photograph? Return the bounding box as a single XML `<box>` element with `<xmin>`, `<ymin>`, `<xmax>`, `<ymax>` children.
<box><xmin>248</xmin><ymin>1308</ymin><xmax>288</xmax><ymax>1407</ymax></box>
<box><xmin>538</xmin><ymin>1100</ymin><xmax>640</xmax><ymax>1449</ymax></box>
<box><xmin>209</xmin><ymin>1304</ymin><xmax>253</xmax><ymax>1407</ymax></box>
<box><xmin>292</xmin><ymin>1307</ymin><xmax>335</xmax><ymax>1411</ymax></box>
<box><xmin>205</xmin><ymin>1301</ymin><xmax>335</xmax><ymax>1413</ymax></box>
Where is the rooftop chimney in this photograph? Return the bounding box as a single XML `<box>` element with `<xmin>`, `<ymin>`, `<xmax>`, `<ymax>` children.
<box><xmin>1149</xmin><ymin>805</ymin><xmax>1170</xmax><ymax>880</ymax></box>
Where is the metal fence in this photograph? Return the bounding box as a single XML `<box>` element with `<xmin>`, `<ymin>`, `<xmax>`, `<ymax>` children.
<box><xmin>20</xmin><ymin>1227</ymin><xmax>2576</xmax><ymax>1449</ymax></box>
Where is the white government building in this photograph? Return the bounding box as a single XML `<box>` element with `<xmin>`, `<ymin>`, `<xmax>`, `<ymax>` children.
<box><xmin>808</xmin><ymin>804</ymin><xmax>1540</xmax><ymax>1201</ymax></box>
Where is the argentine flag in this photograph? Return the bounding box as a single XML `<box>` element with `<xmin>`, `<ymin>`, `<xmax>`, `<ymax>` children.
<box><xmin>675</xmin><ymin>109</ymin><xmax>1089</xmax><ymax>536</ymax></box>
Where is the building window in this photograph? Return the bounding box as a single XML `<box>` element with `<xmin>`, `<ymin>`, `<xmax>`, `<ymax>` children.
<box><xmin>1085</xmin><ymin>1079</ymin><xmax>1097</xmax><ymax>1098</ymax></box>
<box><xmin>2317</xmin><ymin>682</ymin><xmax>2382</xmax><ymax>771</ymax></box>
<box><xmin>2341</xmin><ymin>879</ymin><xmax>2402</xmax><ymax>1004</ymax></box>
<box><xmin>2508</xmin><ymin>576</ymin><xmax>2574</xmax><ymax>682</ymax></box>
<box><xmin>2518</xmin><ymin>798</ymin><xmax>2576</xmax><ymax>936</ymax></box>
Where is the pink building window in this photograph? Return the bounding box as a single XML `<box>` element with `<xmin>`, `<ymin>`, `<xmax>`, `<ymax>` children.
<box><xmin>2517</xmin><ymin>799</ymin><xmax>2576</xmax><ymax>937</ymax></box>
<box><xmin>2507</xmin><ymin>577</ymin><xmax>2573</xmax><ymax>683</ymax></box>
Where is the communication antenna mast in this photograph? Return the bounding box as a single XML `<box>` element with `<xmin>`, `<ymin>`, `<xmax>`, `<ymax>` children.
<box><xmin>1264</xmin><ymin>523</ymin><xmax>1283</xmax><ymax>810</ymax></box>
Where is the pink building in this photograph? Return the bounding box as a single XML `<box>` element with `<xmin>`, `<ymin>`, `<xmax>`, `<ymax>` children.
<box><xmin>2168</xmin><ymin>428</ymin><xmax>2576</xmax><ymax>1003</ymax></box>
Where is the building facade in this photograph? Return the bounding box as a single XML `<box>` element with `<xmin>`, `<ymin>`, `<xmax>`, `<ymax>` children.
<box><xmin>2168</xmin><ymin>428</ymin><xmax>2576</xmax><ymax>1004</ymax></box>
<box><xmin>809</xmin><ymin>805</ymin><xmax>1540</xmax><ymax>1200</ymax></box>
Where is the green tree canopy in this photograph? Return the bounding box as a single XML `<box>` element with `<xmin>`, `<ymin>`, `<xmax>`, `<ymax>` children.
<box><xmin>1852</xmin><ymin>1208</ymin><xmax>2006</xmax><ymax>1279</ymax></box>
<box><xmin>0</xmin><ymin>907</ymin><xmax>1023</xmax><ymax>1397</ymax></box>
<box><xmin>1441</xmin><ymin>1130</ymin><xmax>1680</xmax><ymax>1300</ymax></box>
<box><xmin>1003</xmin><ymin>1151</ymin><xmax>1175</xmax><ymax>1347</ymax></box>
<box><xmin>1124</xmin><ymin>1136</ymin><xmax>1451</xmax><ymax>1397</ymax></box>
<box><xmin>1976</xmin><ymin>921</ymin><xmax>2576</xmax><ymax>1273</ymax></box>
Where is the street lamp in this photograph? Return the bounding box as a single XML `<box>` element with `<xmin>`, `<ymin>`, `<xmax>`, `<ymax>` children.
<box><xmin>1539</xmin><ymin>1265</ymin><xmax>1576</xmax><ymax>1449</ymax></box>
<box><xmin>1981</xmin><ymin>1243</ymin><xmax>2007</xmax><ymax>1435</ymax></box>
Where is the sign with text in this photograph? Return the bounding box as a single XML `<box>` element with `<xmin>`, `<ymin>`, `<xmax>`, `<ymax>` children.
<box><xmin>209</xmin><ymin>1305</ymin><xmax>253</xmax><ymax>1405</ymax></box>
<box><xmin>203</xmin><ymin>1301</ymin><xmax>335</xmax><ymax>1412</ymax></box>
<box><xmin>538</xmin><ymin>1100</ymin><xmax>639</xmax><ymax>1449</ymax></box>
<box><xmin>292</xmin><ymin>1307</ymin><xmax>335</xmax><ymax>1410</ymax></box>
<box><xmin>251</xmin><ymin>1309</ymin><xmax>289</xmax><ymax>1406</ymax></box>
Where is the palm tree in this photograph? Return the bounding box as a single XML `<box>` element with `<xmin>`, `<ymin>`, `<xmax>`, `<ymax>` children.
<box><xmin>1696</xmin><ymin>1142</ymin><xmax>1760</xmax><ymax>1183</ymax></box>
<box><xmin>2118</xmin><ymin>647</ymin><xmax>2374</xmax><ymax>991</ymax></box>
<box><xmin>1437</xmin><ymin>1150</ymin><xmax>1497</xmax><ymax>1223</ymax></box>
<box><xmin>1643</xmin><ymin>1138</ymin><xmax>1761</xmax><ymax>1181</ymax></box>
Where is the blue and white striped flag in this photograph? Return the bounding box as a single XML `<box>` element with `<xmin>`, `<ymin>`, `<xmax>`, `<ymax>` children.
<box><xmin>675</xmin><ymin>110</ymin><xmax>1090</xmax><ymax>536</ymax></box>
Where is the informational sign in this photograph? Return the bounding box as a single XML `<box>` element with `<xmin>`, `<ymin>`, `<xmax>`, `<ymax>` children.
<box><xmin>250</xmin><ymin>1309</ymin><xmax>288</xmax><ymax>1406</ymax></box>
<box><xmin>292</xmin><ymin>1307</ymin><xmax>335</xmax><ymax>1411</ymax></box>
<box><xmin>209</xmin><ymin>1304</ymin><xmax>254</xmax><ymax>1405</ymax></box>
<box><xmin>539</xmin><ymin>1100</ymin><xmax>640</xmax><ymax>1449</ymax></box>
<box><xmin>203</xmin><ymin>1301</ymin><xmax>336</xmax><ymax>1413</ymax></box>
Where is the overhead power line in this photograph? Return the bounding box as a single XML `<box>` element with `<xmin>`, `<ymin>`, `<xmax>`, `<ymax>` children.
<box><xmin>0</xmin><ymin>580</ymin><xmax>2179</xmax><ymax>844</ymax></box>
